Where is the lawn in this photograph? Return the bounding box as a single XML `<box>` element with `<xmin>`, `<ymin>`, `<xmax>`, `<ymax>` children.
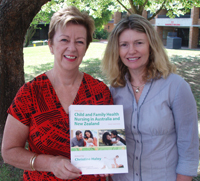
<box><xmin>0</xmin><ymin>43</ymin><xmax>200</xmax><ymax>180</ymax></box>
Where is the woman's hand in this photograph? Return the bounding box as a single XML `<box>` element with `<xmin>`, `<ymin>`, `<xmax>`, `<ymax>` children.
<box><xmin>50</xmin><ymin>156</ymin><xmax>82</xmax><ymax>180</ymax></box>
<box><xmin>176</xmin><ymin>174</ymin><xmax>192</xmax><ymax>181</ymax></box>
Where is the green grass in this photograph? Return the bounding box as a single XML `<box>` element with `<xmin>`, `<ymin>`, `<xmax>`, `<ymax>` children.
<box><xmin>166</xmin><ymin>48</ymin><xmax>200</xmax><ymax>57</ymax></box>
<box><xmin>1</xmin><ymin>43</ymin><xmax>200</xmax><ymax>180</ymax></box>
<box><xmin>0</xmin><ymin>163</ymin><xmax>23</xmax><ymax>181</ymax></box>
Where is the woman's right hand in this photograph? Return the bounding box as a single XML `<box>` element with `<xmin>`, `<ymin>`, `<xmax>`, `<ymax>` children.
<box><xmin>50</xmin><ymin>156</ymin><xmax>82</xmax><ymax>180</ymax></box>
<box><xmin>2</xmin><ymin>115</ymin><xmax>81</xmax><ymax>180</ymax></box>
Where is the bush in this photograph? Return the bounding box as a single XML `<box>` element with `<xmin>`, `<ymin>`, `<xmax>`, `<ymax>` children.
<box><xmin>93</xmin><ymin>29</ymin><xmax>109</xmax><ymax>40</ymax></box>
<box><xmin>92</xmin><ymin>39</ymin><xmax>100</xmax><ymax>42</ymax></box>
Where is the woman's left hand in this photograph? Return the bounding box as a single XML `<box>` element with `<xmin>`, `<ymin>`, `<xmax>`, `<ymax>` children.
<box><xmin>176</xmin><ymin>174</ymin><xmax>192</xmax><ymax>181</ymax></box>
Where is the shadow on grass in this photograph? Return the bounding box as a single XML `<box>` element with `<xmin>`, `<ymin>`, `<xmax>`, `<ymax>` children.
<box><xmin>0</xmin><ymin>162</ymin><xmax>23</xmax><ymax>181</ymax></box>
<box><xmin>169</xmin><ymin>49</ymin><xmax>200</xmax><ymax>52</ymax></box>
<box><xmin>25</xmin><ymin>58</ymin><xmax>108</xmax><ymax>84</ymax></box>
<box><xmin>170</xmin><ymin>55</ymin><xmax>200</xmax><ymax>118</ymax></box>
<box><xmin>79</xmin><ymin>58</ymin><xmax>109</xmax><ymax>85</ymax></box>
<box><xmin>25</xmin><ymin>62</ymin><xmax>54</xmax><ymax>82</ymax></box>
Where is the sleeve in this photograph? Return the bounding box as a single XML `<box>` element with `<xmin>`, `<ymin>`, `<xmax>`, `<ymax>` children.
<box><xmin>100</xmin><ymin>82</ymin><xmax>113</xmax><ymax>105</ymax></box>
<box><xmin>7</xmin><ymin>83</ymin><xmax>33</xmax><ymax>126</ymax></box>
<box><xmin>70</xmin><ymin>139</ymin><xmax>74</xmax><ymax>147</ymax></box>
<box><xmin>71</xmin><ymin>138</ymin><xmax>76</xmax><ymax>147</ymax></box>
<box><xmin>172</xmin><ymin>79</ymin><xmax>199</xmax><ymax>176</ymax></box>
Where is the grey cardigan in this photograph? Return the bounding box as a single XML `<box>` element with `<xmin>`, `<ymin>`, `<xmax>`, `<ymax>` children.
<box><xmin>110</xmin><ymin>73</ymin><xmax>199</xmax><ymax>181</ymax></box>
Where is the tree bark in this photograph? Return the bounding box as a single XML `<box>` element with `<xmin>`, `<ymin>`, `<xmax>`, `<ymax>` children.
<box><xmin>0</xmin><ymin>0</ymin><xmax>50</xmax><ymax>134</ymax></box>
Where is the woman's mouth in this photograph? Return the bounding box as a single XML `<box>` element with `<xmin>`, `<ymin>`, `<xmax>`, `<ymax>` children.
<box><xmin>127</xmin><ymin>57</ymin><xmax>140</xmax><ymax>62</ymax></box>
<box><xmin>64</xmin><ymin>55</ymin><xmax>77</xmax><ymax>61</ymax></box>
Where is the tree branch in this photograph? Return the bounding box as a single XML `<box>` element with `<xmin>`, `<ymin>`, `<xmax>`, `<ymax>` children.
<box><xmin>116</xmin><ymin>0</ymin><xmax>132</xmax><ymax>14</ymax></box>
<box><xmin>147</xmin><ymin>0</ymin><xmax>166</xmax><ymax>20</ymax></box>
<box><xmin>138</xmin><ymin>0</ymin><xmax>148</xmax><ymax>14</ymax></box>
<box><xmin>128</xmin><ymin>0</ymin><xmax>138</xmax><ymax>14</ymax></box>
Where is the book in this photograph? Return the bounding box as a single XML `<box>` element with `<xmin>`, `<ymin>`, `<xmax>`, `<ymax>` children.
<box><xmin>69</xmin><ymin>105</ymin><xmax>128</xmax><ymax>175</ymax></box>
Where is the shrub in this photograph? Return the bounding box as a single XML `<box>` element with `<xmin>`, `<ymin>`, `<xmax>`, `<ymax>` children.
<box><xmin>93</xmin><ymin>29</ymin><xmax>109</xmax><ymax>40</ymax></box>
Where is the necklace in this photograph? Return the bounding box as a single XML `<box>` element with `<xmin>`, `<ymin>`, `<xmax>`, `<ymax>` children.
<box><xmin>131</xmin><ymin>83</ymin><xmax>145</xmax><ymax>93</ymax></box>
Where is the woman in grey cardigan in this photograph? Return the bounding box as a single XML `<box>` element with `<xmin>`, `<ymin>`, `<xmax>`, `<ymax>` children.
<box><xmin>102</xmin><ymin>14</ymin><xmax>199</xmax><ymax>181</ymax></box>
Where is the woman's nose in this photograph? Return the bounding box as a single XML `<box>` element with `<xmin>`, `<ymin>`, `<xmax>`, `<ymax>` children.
<box><xmin>128</xmin><ymin>44</ymin><xmax>136</xmax><ymax>54</ymax></box>
<box><xmin>67</xmin><ymin>42</ymin><xmax>76</xmax><ymax>51</ymax></box>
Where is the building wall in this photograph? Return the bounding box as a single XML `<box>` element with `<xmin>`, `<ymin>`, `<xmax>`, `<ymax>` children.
<box><xmin>31</xmin><ymin>24</ymin><xmax>49</xmax><ymax>41</ymax></box>
<box><xmin>189</xmin><ymin>7</ymin><xmax>200</xmax><ymax>48</ymax></box>
<box><xmin>104</xmin><ymin>22</ymin><xmax>115</xmax><ymax>33</ymax></box>
<box><xmin>114</xmin><ymin>12</ymin><xmax>122</xmax><ymax>25</ymax></box>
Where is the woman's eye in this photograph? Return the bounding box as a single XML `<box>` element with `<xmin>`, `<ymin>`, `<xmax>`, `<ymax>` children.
<box><xmin>136</xmin><ymin>42</ymin><xmax>143</xmax><ymax>45</ymax></box>
<box><xmin>77</xmin><ymin>41</ymin><xmax>84</xmax><ymax>44</ymax></box>
<box><xmin>120</xmin><ymin>43</ymin><xmax>127</xmax><ymax>47</ymax></box>
<box><xmin>61</xmin><ymin>39</ymin><xmax>68</xmax><ymax>42</ymax></box>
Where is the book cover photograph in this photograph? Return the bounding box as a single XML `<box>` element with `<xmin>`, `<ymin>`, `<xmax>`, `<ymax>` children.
<box><xmin>69</xmin><ymin>105</ymin><xmax>128</xmax><ymax>175</ymax></box>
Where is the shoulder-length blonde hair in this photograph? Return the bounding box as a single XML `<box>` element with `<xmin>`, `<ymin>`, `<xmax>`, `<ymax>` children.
<box><xmin>48</xmin><ymin>6</ymin><xmax>94</xmax><ymax>49</ymax></box>
<box><xmin>102</xmin><ymin>14</ymin><xmax>176</xmax><ymax>87</ymax></box>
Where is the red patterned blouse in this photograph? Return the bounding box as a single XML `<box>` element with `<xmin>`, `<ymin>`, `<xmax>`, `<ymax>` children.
<box><xmin>7</xmin><ymin>73</ymin><xmax>113</xmax><ymax>181</ymax></box>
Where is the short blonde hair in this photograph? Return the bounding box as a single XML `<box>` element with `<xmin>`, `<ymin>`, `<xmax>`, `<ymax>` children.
<box><xmin>102</xmin><ymin>14</ymin><xmax>176</xmax><ymax>87</ymax></box>
<box><xmin>48</xmin><ymin>6</ymin><xmax>95</xmax><ymax>49</ymax></box>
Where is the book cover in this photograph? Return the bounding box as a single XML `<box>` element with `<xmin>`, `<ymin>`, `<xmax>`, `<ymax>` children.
<box><xmin>69</xmin><ymin>105</ymin><xmax>128</xmax><ymax>175</ymax></box>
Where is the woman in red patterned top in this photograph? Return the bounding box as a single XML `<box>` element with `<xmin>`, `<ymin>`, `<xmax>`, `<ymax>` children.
<box><xmin>2</xmin><ymin>6</ymin><xmax>113</xmax><ymax>181</ymax></box>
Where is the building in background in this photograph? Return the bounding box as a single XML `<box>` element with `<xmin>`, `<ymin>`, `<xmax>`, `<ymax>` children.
<box><xmin>104</xmin><ymin>7</ymin><xmax>200</xmax><ymax>49</ymax></box>
<box><xmin>31</xmin><ymin>24</ymin><xmax>49</xmax><ymax>41</ymax></box>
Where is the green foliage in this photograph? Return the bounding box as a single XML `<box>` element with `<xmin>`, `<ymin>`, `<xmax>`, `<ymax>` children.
<box><xmin>93</xmin><ymin>5</ymin><xmax>113</xmax><ymax>29</ymax></box>
<box><xmin>24</xmin><ymin>1</ymin><xmax>57</xmax><ymax>46</ymax></box>
<box><xmin>78</xmin><ymin>0</ymin><xmax>200</xmax><ymax>20</ymax></box>
<box><xmin>25</xmin><ymin>0</ymin><xmax>113</xmax><ymax>46</ymax></box>
<box><xmin>93</xmin><ymin>29</ymin><xmax>109</xmax><ymax>40</ymax></box>
<box><xmin>56</xmin><ymin>0</ymin><xmax>113</xmax><ymax>29</ymax></box>
<box><xmin>25</xmin><ymin>0</ymin><xmax>200</xmax><ymax>46</ymax></box>
<box><xmin>92</xmin><ymin>39</ymin><xmax>100</xmax><ymax>42</ymax></box>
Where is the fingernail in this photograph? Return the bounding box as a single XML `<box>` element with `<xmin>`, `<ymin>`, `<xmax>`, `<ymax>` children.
<box><xmin>80</xmin><ymin>172</ymin><xmax>82</xmax><ymax>174</ymax></box>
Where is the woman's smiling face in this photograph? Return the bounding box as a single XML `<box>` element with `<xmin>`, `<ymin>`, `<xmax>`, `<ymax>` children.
<box><xmin>119</xmin><ymin>29</ymin><xmax>150</xmax><ymax>74</ymax></box>
<box><xmin>48</xmin><ymin>22</ymin><xmax>87</xmax><ymax>72</ymax></box>
<box><xmin>106</xmin><ymin>134</ymin><xmax>111</xmax><ymax>140</ymax></box>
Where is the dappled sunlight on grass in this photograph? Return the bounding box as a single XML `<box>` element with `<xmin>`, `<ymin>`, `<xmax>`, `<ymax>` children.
<box><xmin>170</xmin><ymin>55</ymin><xmax>200</xmax><ymax>118</ymax></box>
<box><xmin>25</xmin><ymin>62</ymin><xmax>54</xmax><ymax>82</ymax></box>
<box><xmin>80</xmin><ymin>58</ymin><xmax>109</xmax><ymax>85</ymax></box>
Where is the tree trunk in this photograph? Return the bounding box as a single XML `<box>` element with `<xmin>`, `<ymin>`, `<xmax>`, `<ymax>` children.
<box><xmin>0</xmin><ymin>0</ymin><xmax>50</xmax><ymax>134</ymax></box>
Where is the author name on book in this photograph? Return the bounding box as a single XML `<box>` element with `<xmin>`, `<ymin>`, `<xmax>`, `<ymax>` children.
<box><xmin>75</xmin><ymin>157</ymin><xmax>101</xmax><ymax>161</ymax></box>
